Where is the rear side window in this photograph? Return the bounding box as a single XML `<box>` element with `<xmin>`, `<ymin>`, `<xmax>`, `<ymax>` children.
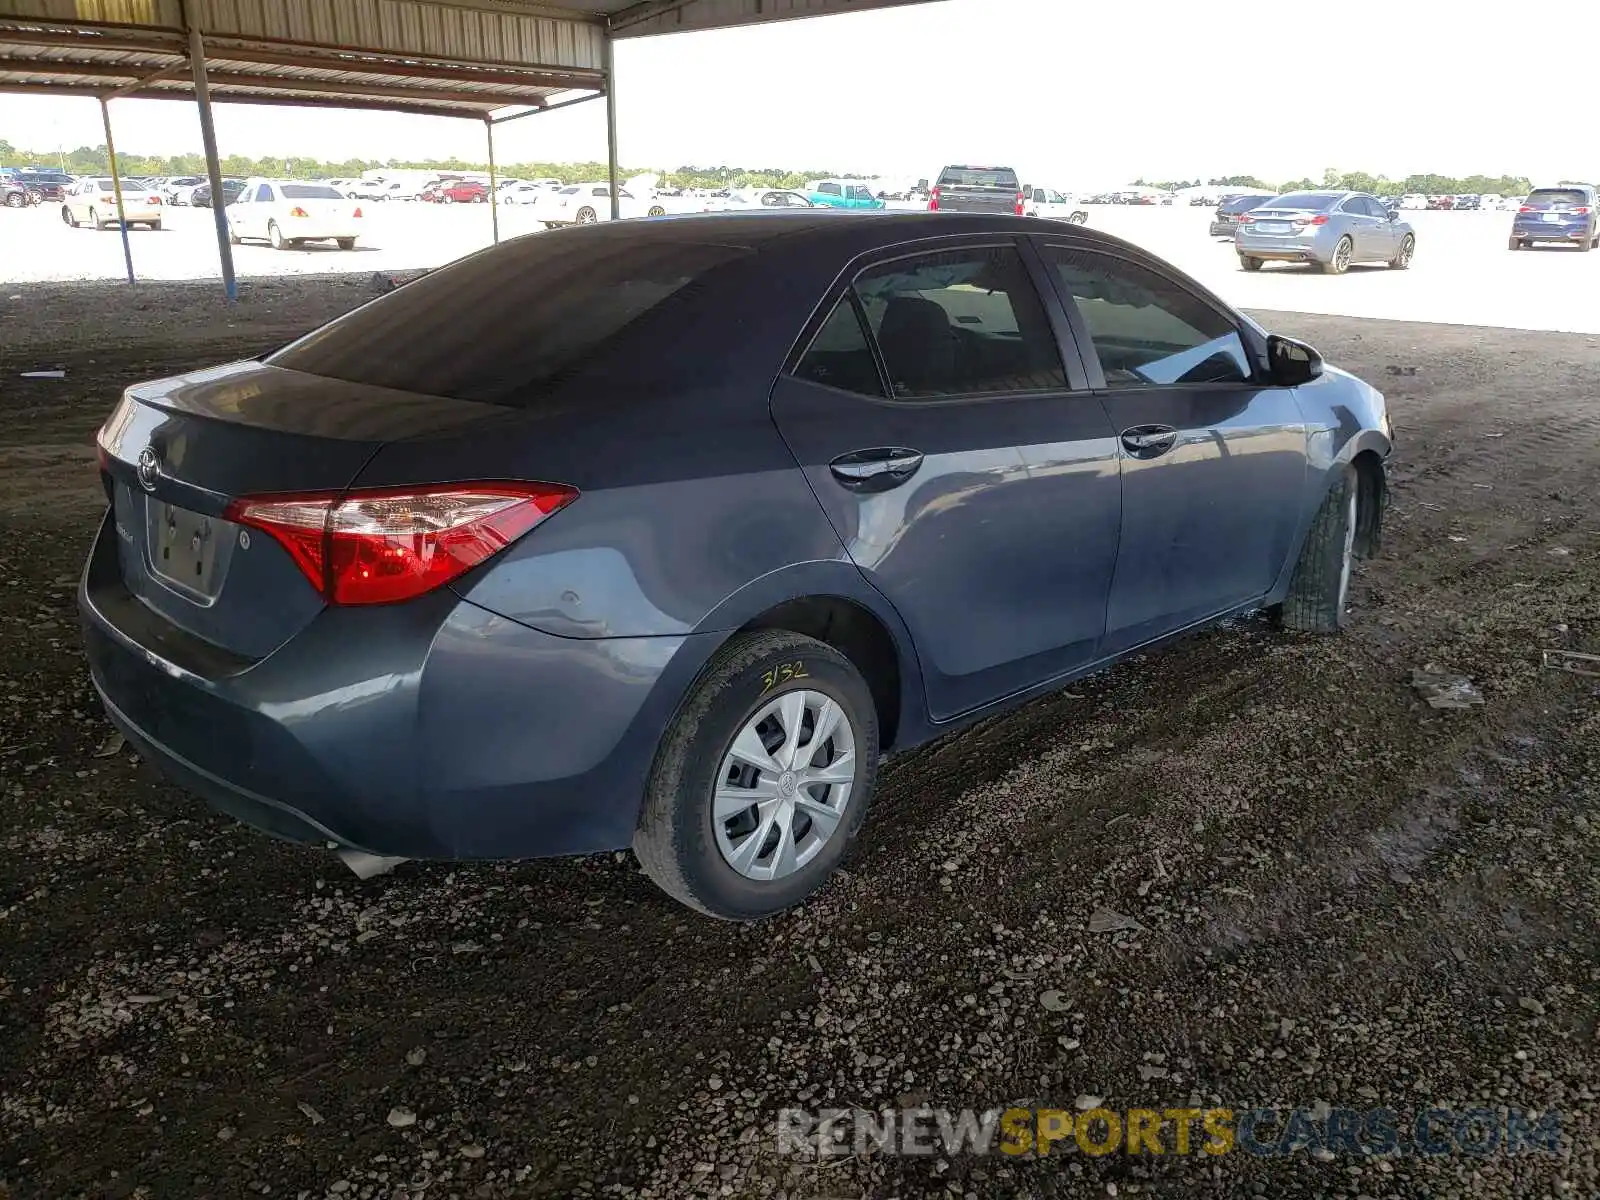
<box><xmin>937</xmin><ymin>167</ymin><xmax>1021</xmax><ymax>190</ymax></box>
<box><xmin>851</xmin><ymin>247</ymin><xmax>1066</xmax><ymax>399</ymax></box>
<box><xmin>267</xmin><ymin>238</ymin><xmax>750</xmax><ymax>406</ymax></box>
<box><xmin>1044</xmin><ymin>247</ymin><xmax>1251</xmax><ymax>388</ymax></box>
<box><xmin>795</xmin><ymin>299</ymin><xmax>886</xmax><ymax>398</ymax></box>
<box><xmin>1525</xmin><ymin>189</ymin><xmax>1588</xmax><ymax>207</ymax></box>
<box><xmin>281</xmin><ymin>184</ymin><xmax>344</xmax><ymax>199</ymax></box>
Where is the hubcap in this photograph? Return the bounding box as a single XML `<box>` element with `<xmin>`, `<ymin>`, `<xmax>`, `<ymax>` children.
<box><xmin>1400</xmin><ymin>237</ymin><xmax>1413</xmax><ymax>264</ymax></box>
<box><xmin>1335</xmin><ymin>240</ymin><xmax>1351</xmax><ymax>270</ymax></box>
<box><xmin>1338</xmin><ymin>481</ymin><xmax>1359</xmax><ymax>611</ymax></box>
<box><xmin>712</xmin><ymin>689</ymin><xmax>856</xmax><ymax>883</ymax></box>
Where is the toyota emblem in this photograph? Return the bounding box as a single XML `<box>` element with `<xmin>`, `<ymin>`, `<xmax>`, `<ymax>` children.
<box><xmin>135</xmin><ymin>447</ymin><xmax>161</xmax><ymax>493</ymax></box>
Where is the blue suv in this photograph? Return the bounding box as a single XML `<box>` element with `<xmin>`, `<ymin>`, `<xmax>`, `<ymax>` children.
<box><xmin>1510</xmin><ymin>185</ymin><xmax>1599</xmax><ymax>252</ymax></box>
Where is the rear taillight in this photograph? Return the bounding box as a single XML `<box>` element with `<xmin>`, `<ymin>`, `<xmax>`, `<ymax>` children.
<box><xmin>1015</xmin><ymin>191</ymin><xmax>1025</xmax><ymax>216</ymax></box>
<box><xmin>148</xmin><ymin>195</ymin><xmax>162</xmax><ymax>205</ymax></box>
<box><xmin>1294</xmin><ymin>214</ymin><xmax>1330</xmax><ymax>227</ymax></box>
<box><xmin>1572</xmin><ymin>207</ymin><xmax>1591</xmax><ymax>215</ymax></box>
<box><xmin>288</xmin><ymin>206</ymin><xmax>309</xmax><ymax>218</ymax></box>
<box><xmin>1237</xmin><ymin>214</ymin><xmax>1254</xmax><ymax>225</ymax></box>
<box><xmin>353</xmin><ymin>206</ymin><xmax>364</xmax><ymax>219</ymax></box>
<box><xmin>1518</xmin><ymin>206</ymin><xmax>1534</xmax><ymax>212</ymax></box>
<box><xmin>928</xmin><ymin>186</ymin><xmax>940</xmax><ymax>212</ymax></box>
<box><xmin>225</xmin><ymin>482</ymin><xmax>578</xmax><ymax>606</ymax></box>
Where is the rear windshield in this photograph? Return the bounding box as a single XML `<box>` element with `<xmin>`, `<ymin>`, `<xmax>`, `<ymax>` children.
<box><xmin>937</xmin><ymin>167</ymin><xmax>1021</xmax><ymax>190</ymax></box>
<box><xmin>280</xmin><ymin>184</ymin><xmax>345</xmax><ymax>199</ymax></box>
<box><xmin>1524</xmin><ymin>188</ymin><xmax>1588</xmax><ymax>207</ymax></box>
<box><xmin>1220</xmin><ymin>195</ymin><xmax>1269</xmax><ymax>212</ymax></box>
<box><xmin>267</xmin><ymin>237</ymin><xmax>750</xmax><ymax>406</ymax></box>
<box><xmin>1266</xmin><ymin>192</ymin><xmax>1340</xmax><ymax>210</ymax></box>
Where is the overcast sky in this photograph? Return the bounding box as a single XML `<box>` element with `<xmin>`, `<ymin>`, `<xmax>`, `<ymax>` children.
<box><xmin>1</xmin><ymin>0</ymin><xmax>1591</xmax><ymax>188</ymax></box>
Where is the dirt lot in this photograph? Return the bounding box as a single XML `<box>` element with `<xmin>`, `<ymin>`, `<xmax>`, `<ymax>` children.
<box><xmin>0</xmin><ymin>279</ymin><xmax>1597</xmax><ymax>1199</ymax></box>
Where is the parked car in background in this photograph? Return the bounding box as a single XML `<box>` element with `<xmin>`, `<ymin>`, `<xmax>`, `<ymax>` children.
<box><xmin>1236</xmin><ymin>191</ymin><xmax>1415</xmax><ymax>274</ymax></box>
<box><xmin>539</xmin><ymin>183</ymin><xmax>667</xmax><ymax>226</ymax></box>
<box><xmin>1496</xmin><ymin>195</ymin><xmax>1525</xmax><ymax>211</ymax></box>
<box><xmin>1024</xmin><ymin>188</ymin><xmax>1088</xmax><ymax>224</ymax></box>
<box><xmin>1209</xmin><ymin>193</ymin><xmax>1272</xmax><ymax>237</ymax></box>
<box><xmin>192</xmin><ymin>179</ymin><xmax>247</xmax><ymax>208</ymax></box>
<box><xmin>1455</xmin><ymin>194</ymin><xmax>1481</xmax><ymax>211</ymax></box>
<box><xmin>433</xmin><ymin>179</ymin><xmax>489</xmax><ymax>204</ymax></box>
<box><xmin>1509</xmin><ymin>185</ymin><xmax>1598</xmax><ymax>251</ymax></box>
<box><xmin>82</xmin><ymin>210</ymin><xmax>1391</xmax><ymax>920</ymax></box>
<box><xmin>348</xmin><ymin>179</ymin><xmax>412</xmax><ymax>202</ymax></box>
<box><xmin>711</xmin><ymin>188</ymin><xmax>816</xmax><ymax>211</ymax></box>
<box><xmin>1427</xmin><ymin>195</ymin><xmax>1455</xmax><ymax>210</ymax></box>
<box><xmin>15</xmin><ymin>169</ymin><xmax>73</xmax><ymax>201</ymax></box>
<box><xmin>2</xmin><ymin>177</ymin><xmax>39</xmax><ymax>207</ymax></box>
<box><xmin>1398</xmin><ymin>193</ymin><xmax>1428</xmax><ymax>210</ymax></box>
<box><xmin>164</xmin><ymin>176</ymin><xmax>205</xmax><ymax>204</ymax></box>
<box><xmin>227</xmin><ymin>179</ymin><xmax>364</xmax><ymax>250</ymax></box>
<box><xmin>806</xmin><ymin>179</ymin><xmax>885</xmax><ymax>210</ymax></box>
<box><xmin>60</xmin><ymin>177</ymin><xmax>164</xmax><ymax>229</ymax></box>
<box><xmin>928</xmin><ymin>165</ymin><xmax>1023</xmax><ymax>215</ymax></box>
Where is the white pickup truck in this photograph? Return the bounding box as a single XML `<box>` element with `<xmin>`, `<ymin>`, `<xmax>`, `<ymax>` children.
<box><xmin>226</xmin><ymin>178</ymin><xmax>365</xmax><ymax>250</ymax></box>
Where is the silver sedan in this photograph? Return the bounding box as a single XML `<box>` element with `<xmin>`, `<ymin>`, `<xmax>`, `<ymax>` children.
<box><xmin>1235</xmin><ymin>191</ymin><xmax>1416</xmax><ymax>274</ymax></box>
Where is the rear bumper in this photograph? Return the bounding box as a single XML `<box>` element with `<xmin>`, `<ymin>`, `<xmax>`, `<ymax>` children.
<box><xmin>1512</xmin><ymin>221</ymin><xmax>1593</xmax><ymax>241</ymax></box>
<box><xmin>79</xmin><ymin>510</ymin><xmax>721</xmax><ymax>860</ymax></box>
<box><xmin>1235</xmin><ymin>234</ymin><xmax>1327</xmax><ymax>262</ymax></box>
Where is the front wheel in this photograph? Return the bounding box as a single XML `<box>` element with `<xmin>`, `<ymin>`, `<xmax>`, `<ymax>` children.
<box><xmin>1239</xmin><ymin>256</ymin><xmax>1263</xmax><ymax>272</ymax></box>
<box><xmin>61</xmin><ymin>206</ymin><xmax>77</xmax><ymax>227</ymax></box>
<box><xmin>575</xmin><ymin>206</ymin><xmax>598</xmax><ymax>224</ymax></box>
<box><xmin>648</xmin><ymin>205</ymin><xmax>665</xmax><ymax>217</ymax></box>
<box><xmin>4</xmin><ymin>192</ymin><xmax>22</xmax><ymax>209</ymax></box>
<box><xmin>1067</xmin><ymin>210</ymin><xmax>1087</xmax><ymax>225</ymax></box>
<box><xmin>1275</xmin><ymin>467</ymin><xmax>1361</xmax><ymax>633</ymax></box>
<box><xmin>337</xmin><ymin>237</ymin><xmax>357</xmax><ymax>250</ymax></box>
<box><xmin>1388</xmin><ymin>233</ymin><xmax>1414</xmax><ymax>269</ymax></box>
<box><xmin>633</xmin><ymin>630</ymin><xmax>879</xmax><ymax>920</ymax></box>
<box><xmin>1322</xmin><ymin>236</ymin><xmax>1353</xmax><ymax>274</ymax></box>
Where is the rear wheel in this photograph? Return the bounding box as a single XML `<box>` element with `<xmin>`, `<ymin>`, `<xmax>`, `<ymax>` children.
<box><xmin>4</xmin><ymin>192</ymin><xmax>22</xmax><ymax>209</ymax></box>
<box><xmin>61</xmin><ymin>206</ymin><xmax>77</xmax><ymax>227</ymax></box>
<box><xmin>648</xmin><ymin>204</ymin><xmax>666</xmax><ymax>217</ymax></box>
<box><xmin>1067</xmin><ymin>210</ymin><xmax>1087</xmax><ymax>224</ymax></box>
<box><xmin>443</xmin><ymin>194</ymin><xmax>455</xmax><ymax>205</ymax></box>
<box><xmin>1275</xmin><ymin>467</ymin><xmax>1360</xmax><ymax>633</ymax></box>
<box><xmin>1508</xmin><ymin>236</ymin><xmax>1523</xmax><ymax>251</ymax></box>
<box><xmin>228</xmin><ymin>228</ymin><xmax>241</xmax><ymax>244</ymax></box>
<box><xmin>337</xmin><ymin>237</ymin><xmax>357</xmax><ymax>250</ymax></box>
<box><xmin>1580</xmin><ymin>236</ymin><xmax>1593</xmax><ymax>253</ymax></box>
<box><xmin>148</xmin><ymin>220</ymin><xmax>162</xmax><ymax>231</ymax></box>
<box><xmin>1388</xmin><ymin>233</ymin><xmax>1414</xmax><ymax>269</ymax></box>
<box><xmin>268</xmin><ymin>220</ymin><xmax>288</xmax><ymax>250</ymax></box>
<box><xmin>1322</xmin><ymin>236</ymin><xmax>1353</xmax><ymax>274</ymax></box>
<box><xmin>576</xmin><ymin>206</ymin><xmax>598</xmax><ymax>224</ymax></box>
<box><xmin>633</xmin><ymin>630</ymin><xmax>879</xmax><ymax>921</ymax></box>
<box><xmin>1239</xmin><ymin>255</ymin><xmax>1263</xmax><ymax>272</ymax></box>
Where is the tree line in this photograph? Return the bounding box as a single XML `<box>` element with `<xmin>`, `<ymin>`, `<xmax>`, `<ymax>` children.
<box><xmin>0</xmin><ymin>137</ymin><xmax>850</xmax><ymax>190</ymax></box>
<box><xmin>1136</xmin><ymin>169</ymin><xmax>1542</xmax><ymax>195</ymax></box>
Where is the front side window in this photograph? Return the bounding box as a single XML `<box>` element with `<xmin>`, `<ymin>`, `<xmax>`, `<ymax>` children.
<box><xmin>1044</xmin><ymin>247</ymin><xmax>1252</xmax><ymax>388</ymax></box>
<box><xmin>852</xmin><ymin>247</ymin><xmax>1066</xmax><ymax>399</ymax></box>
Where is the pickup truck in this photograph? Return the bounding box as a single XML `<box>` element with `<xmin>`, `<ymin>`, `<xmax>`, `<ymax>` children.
<box><xmin>928</xmin><ymin>165</ymin><xmax>1024</xmax><ymax>215</ymax></box>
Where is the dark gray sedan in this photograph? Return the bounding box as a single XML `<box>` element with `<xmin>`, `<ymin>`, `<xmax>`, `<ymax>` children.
<box><xmin>1236</xmin><ymin>190</ymin><xmax>1416</xmax><ymax>273</ymax></box>
<box><xmin>82</xmin><ymin>213</ymin><xmax>1391</xmax><ymax>920</ymax></box>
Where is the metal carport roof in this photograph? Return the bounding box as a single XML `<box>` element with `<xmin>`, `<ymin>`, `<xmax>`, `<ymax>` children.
<box><xmin>0</xmin><ymin>0</ymin><xmax>946</xmax><ymax>294</ymax></box>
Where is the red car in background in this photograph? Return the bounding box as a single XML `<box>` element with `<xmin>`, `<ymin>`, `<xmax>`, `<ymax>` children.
<box><xmin>429</xmin><ymin>179</ymin><xmax>488</xmax><ymax>204</ymax></box>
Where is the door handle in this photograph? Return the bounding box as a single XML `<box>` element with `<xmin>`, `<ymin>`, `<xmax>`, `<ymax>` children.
<box><xmin>829</xmin><ymin>448</ymin><xmax>924</xmax><ymax>491</ymax></box>
<box><xmin>1120</xmin><ymin>426</ymin><xmax>1179</xmax><ymax>459</ymax></box>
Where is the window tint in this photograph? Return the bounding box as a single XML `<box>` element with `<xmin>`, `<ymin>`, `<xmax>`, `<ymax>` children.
<box><xmin>851</xmin><ymin>247</ymin><xmax>1066</xmax><ymax>399</ymax></box>
<box><xmin>1045</xmin><ymin>248</ymin><xmax>1252</xmax><ymax>388</ymax></box>
<box><xmin>818</xmin><ymin>182</ymin><xmax>842</xmax><ymax>196</ymax></box>
<box><xmin>1270</xmin><ymin>192</ymin><xmax>1340</xmax><ymax>210</ymax></box>
<box><xmin>795</xmin><ymin>297</ymin><xmax>886</xmax><ymax>398</ymax></box>
<box><xmin>847</xmin><ymin>185</ymin><xmax>873</xmax><ymax>200</ymax></box>
<box><xmin>1363</xmin><ymin>196</ymin><xmax>1390</xmax><ymax>218</ymax></box>
<box><xmin>936</xmin><ymin>167</ymin><xmax>1021</xmax><ymax>190</ymax></box>
<box><xmin>1339</xmin><ymin>195</ymin><xmax>1365</xmax><ymax>214</ymax></box>
<box><xmin>761</xmin><ymin>191</ymin><xmax>784</xmax><ymax>207</ymax></box>
<box><xmin>267</xmin><ymin>238</ymin><xmax>750</xmax><ymax>407</ymax></box>
<box><xmin>281</xmin><ymin>184</ymin><xmax>345</xmax><ymax>199</ymax></box>
<box><xmin>1525</xmin><ymin>188</ymin><xmax>1588</xmax><ymax>208</ymax></box>
<box><xmin>97</xmin><ymin>180</ymin><xmax>115</xmax><ymax>193</ymax></box>
<box><xmin>255</xmin><ymin>184</ymin><xmax>272</xmax><ymax>202</ymax></box>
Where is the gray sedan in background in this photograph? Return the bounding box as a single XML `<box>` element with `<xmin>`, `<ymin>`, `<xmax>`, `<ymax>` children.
<box><xmin>1236</xmin><ymin>191</ymin><xmax>1416</xmax><ymax>274</ymax></box>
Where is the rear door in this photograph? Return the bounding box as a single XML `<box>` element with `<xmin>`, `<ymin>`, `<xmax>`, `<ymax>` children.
<box><xmin>1033</xmin><ymin>240</ymin><xmax>1309</xmax><ymax>652</ymax></box>
<box><xmin>771</xmin><ymin>238</ymin><xmax>1121</xmax><ymax>720</ymax></box>
<box><xmin>1338</xmin><ymin>194</ymin><xmax>1381</xmax><ymax>259</ymax></box>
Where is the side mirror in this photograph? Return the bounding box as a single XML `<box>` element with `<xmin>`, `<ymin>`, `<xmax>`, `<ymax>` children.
<box><xmin>1267</xmin><ymin>334</ymin><xmax>1323</xmax><ymax>387</ymax></box>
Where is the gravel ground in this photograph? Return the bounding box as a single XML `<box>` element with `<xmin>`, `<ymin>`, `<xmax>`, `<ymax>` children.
<box><xmin>0</xmin><ymin>278</ymin><xmax>1596</xmax><ymax>1199</ymax></box>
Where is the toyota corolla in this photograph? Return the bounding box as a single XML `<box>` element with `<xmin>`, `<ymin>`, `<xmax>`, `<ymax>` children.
<box><xmin>81</xmin><ymin>213</ymin><xmax>1390</xmax><ymax>920</ymax></box>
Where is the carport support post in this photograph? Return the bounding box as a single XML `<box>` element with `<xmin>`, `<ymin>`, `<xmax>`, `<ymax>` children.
<box><xmin>602</xmin><ymin>29</ymin><xmax>620</xmax><ymax>220</ymax></box>
<box><xmin>485</xmin><ymin>117</ymin><xmax>500</xmax><ymax>244</ymax></box>
<box><xmin>184</xmin><ymin>4</ymin><xmax>237</xmax><ymax>302</ymax></box>
<box><xmin>99</xmin><ymin>97</ymin><xmax>135</xmax><ymax>287</ymax></box>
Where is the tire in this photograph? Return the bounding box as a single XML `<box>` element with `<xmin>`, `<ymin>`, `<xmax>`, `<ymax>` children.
<box><xmin>337</xmin><ymin>237</ymin><xmax>357</xmax><ymax>250</ymax></box>
<box><xmin>413</xmin><ymin>194</ymin><xmax>425</xmax><ymax>202</ymax></box>
<box><xmin>268</xmin><ymin>221</ymin><xmax>288</xmax><ymax>250</ymax></box>
<box><xmin>62</xmin><ymin>206</ymin><xmax>77</xmax><ymax>227</ymax></box>
<box><xmin>88</xmin><ymin>207</ymin><xmax>99</xmax><ymax>228</ymax></box>
<box><xmin>4</xmin><ymin>192</ymin><xmax>21</xmax><ymax>209</ymax></box>
<box><xmin>1322</xmin><ymin>236</ymin><xmax>1353</xmax><ymax>274</ymax></box>
<box><xmin>1239</xmin><ymin>256</ymin><xmax>1263</xmax><ymax>272</ymax></box>
<box><xmin>1508</xmin><ymin>236</ymin><xmax>1522</xmax><ymax>251</ymax></box>
<box><xmin>1388</xmin><ymin>233</ymin><xmax>1414</xmax><ymax>269</ymax></box>
<box><xmin>228</xmin><ymin>228</ymin><xmax>241</xmax><ymax>244</ymax></box>
<box><xmin>1067</xmin><ymin>211</ymin><xmax>1087</xmax><ymax>225</ymax></box>
<box><xmin>1275</xmin><ymin>467</ymin><xmax>1360</xmax><ymax>634</ymax></box>
<box><xmin>576</xmin><ymin>206</ymin><xmax>597</xmax><ymax>224</ymax></box>
<box><xmin>1579</xmin><ymin>236</ymin><xmax>1593</xmax><ymax>254</ymax></box>
<box><xmin>148</xmin><ymin>220</ymin><xmax>162</xmax><ymax>231</ymax></box>
<box><xmin>443</xmin><ymin>194</ymin><xmax>455</xmax><ymax>205</ymax></box>
<box><xmin>648</xmin><ymin>205</ymin><xmax>666</xmax><ymax>217</ymax></box>
<box><xmin>472</xmin><ymin>194</ymin><xmax>486</xmax><ymax>204</ymax></box>
<box><xmin>633</xmin><ymin>630</ymin><xmax>880</xmax><ymax>921</ymax></box>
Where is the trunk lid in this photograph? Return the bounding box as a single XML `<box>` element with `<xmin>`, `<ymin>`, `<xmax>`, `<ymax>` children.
<box><xmin>97</xmin><ymin>360</ymin><xmax>514</xmax><ymax>659</ymax></box>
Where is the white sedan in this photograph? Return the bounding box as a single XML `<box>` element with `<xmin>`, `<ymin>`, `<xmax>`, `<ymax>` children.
<box><xmin>61</xmin><ymin>178</ymin><xmax>165</xmax><ymax>230</ymax></box>
<box><xmin>1024</xmin><ymin>188</ymin><xmax>1088</xmax><ymax>224</ymax></box>
<box><xmin>539</xmin><ymin>183</ymin><xmax>670</xmax><ymax>227</ymax></box>
<box><xmin>708</xmin><ymin>189</ymin><xmax>815</xmax><ymax>212</ymax></box>
<box><xmin>227</xmin><ymin>179</ymin><xmax>364</xmax><ymax>250</ymax></box>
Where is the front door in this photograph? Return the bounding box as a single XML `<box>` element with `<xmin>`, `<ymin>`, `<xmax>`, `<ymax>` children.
<box><xmin>1033</xmin><ymin>240</ymin><xmax>1309</xmax><ymax>653</ymax></box>
<box><xmin>771</xmin><ymin>239</ymin><xmax>1121</xmax><ymax>721</ymax></box>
